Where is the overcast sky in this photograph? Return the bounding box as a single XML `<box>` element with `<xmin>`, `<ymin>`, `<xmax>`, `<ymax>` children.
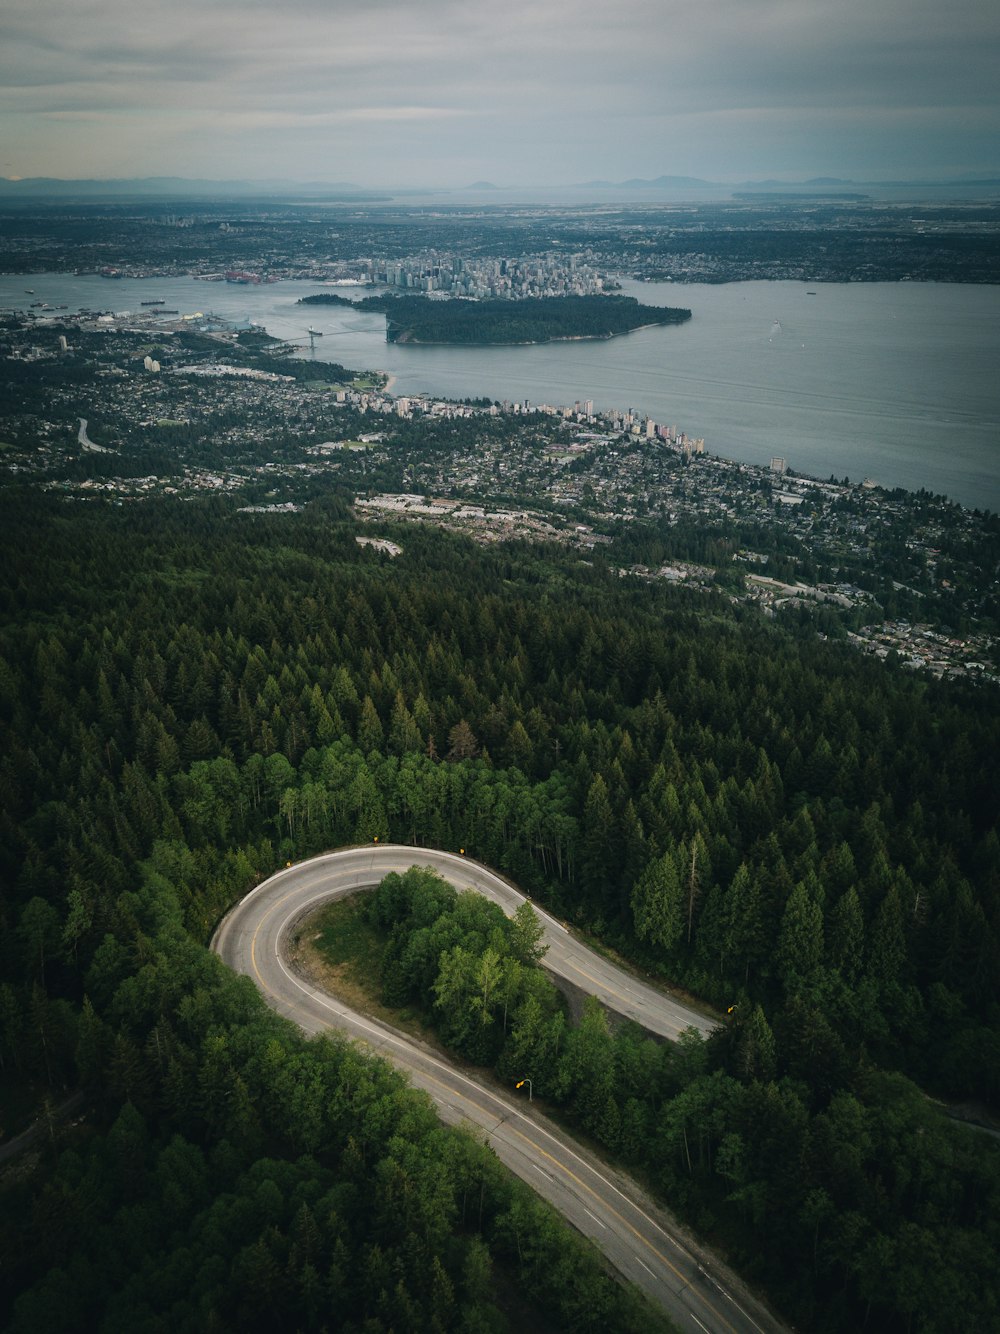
<box><xmin>3</xmin><ymin>0</ymin><xmax>998</xmax><ymax>187</ymax></box>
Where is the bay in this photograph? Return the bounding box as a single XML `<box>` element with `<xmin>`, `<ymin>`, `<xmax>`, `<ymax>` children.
<box><xmin>3</xmin><ymin>272</ymin><xmax>998</xmax><ymax>512</ymax></box>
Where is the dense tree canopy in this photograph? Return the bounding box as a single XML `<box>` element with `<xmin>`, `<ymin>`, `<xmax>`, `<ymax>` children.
<box><xmin>1</xmin><ymin>488</ymin><xmax>998</xmax><ymax>1331</ymax></box>
<box><xmin>355</xmin><ymin>294</ymin><xmax>691</xmax><ymax>344</ymax></box>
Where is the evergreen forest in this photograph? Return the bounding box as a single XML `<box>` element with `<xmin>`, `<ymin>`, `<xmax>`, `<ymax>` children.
<box><xmin>353</xmin><ymin>295</ymin><xmax>691</xmax><ymax>344</ymax></box>
<box><xmin>1</xmin><ymin>487</ymin><xmax>999</xmax><ymax>1332</ymax></box>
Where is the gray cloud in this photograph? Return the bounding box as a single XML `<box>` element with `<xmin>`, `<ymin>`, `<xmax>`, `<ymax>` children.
<box><xmin>2</xmin><ymin>0</ymin><xmax>997</xmax><ymax>183</ymax></box>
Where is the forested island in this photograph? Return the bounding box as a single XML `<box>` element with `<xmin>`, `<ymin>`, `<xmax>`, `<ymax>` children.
<box><xmin>303</xmin><ymin>293</ymin><xmax>692</xmax><ymax>344</ymax></box>
<box><xmin>297</xmin><ymin>292</ymin><xmax>357</xmax><ymax>307</ymax></box>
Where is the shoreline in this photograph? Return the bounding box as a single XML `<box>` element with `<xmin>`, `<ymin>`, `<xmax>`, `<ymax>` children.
<box><xmin>3</xmin><ymin>272</ymin><xmax>996</xmax><ymax>513</ymax></box>
<box><xmin>389</xmin><ymin>318</ymin><xmax>684</xmax><ymax>348</ymax></box>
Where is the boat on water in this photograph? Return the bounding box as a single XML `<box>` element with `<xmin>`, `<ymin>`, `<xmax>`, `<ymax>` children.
<box><xmin>141</xmin><ymin>299</ymin><xmax>166</xmax><ymax>306</ymax></box>
<box><xmin>308</xmin><ymin>326</ymin><xmax>324</xmax><ymax>336</ymax></box>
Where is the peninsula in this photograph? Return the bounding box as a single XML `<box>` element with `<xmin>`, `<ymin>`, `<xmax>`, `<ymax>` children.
<box><xmin>301</xmin><ymin>292</ymin><xmax>691</xmax><ymax>344</ymax></box>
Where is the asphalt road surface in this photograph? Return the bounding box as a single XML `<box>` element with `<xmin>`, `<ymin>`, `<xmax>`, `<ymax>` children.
<box><xmin>212</xmin><ymin>845</ymin><xmax>786</xmax><ymax>1334</ymax></box>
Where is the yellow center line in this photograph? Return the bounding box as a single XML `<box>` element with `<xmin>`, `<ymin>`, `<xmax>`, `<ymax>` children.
<box><xmin>561</xmin><ymin>957</ymin><xmax>633</xmax><ymax>1008</ymax></box>
<box><xmin>414</xmin><ymin>1063</ymin><xmax>735</xmax><ymax>1331</ymax></box>
<box><xmin>507</xmin><ymin>1128</ymin><xmax>735</xmax><ymax>1334</ymax></box>
<box><xmin>250</xmin><ymin>885</ymin><xmax>307</xmax><ymax>989</ymax></box>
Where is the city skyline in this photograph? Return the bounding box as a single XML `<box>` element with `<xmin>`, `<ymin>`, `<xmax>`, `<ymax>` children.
<box><xmin>3</xmin><ymin>0</ymin><xmax>999</xmax><ymax>189</ymax></box>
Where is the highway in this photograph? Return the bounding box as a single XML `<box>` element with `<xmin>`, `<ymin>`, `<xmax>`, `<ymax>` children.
<box><xmin>212</xmin><ymin>845</ymin><xmax>786</xmax><ymax>1334</ymax></box>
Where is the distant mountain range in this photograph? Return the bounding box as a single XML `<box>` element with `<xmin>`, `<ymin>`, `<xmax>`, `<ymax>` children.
<box><xmin>741</xmin><ymin>175</ymin><xmax>1000</xmax><ymax>189</ymax></box>
<box><xmin>575</xmin><ymin>175</ymin><xmax>716</xmax><ymax>190</ymax></box>
<box><xmin>570</xmin><ymin>174</ymin><xmax>1000</xmax><ymax>192</ymax></box>
<box><xmin>572</xmin><ymin>174</ymin><xmax>854</xmax><ymax>192</ymax></box>
<box><xmin>1</xmin><ymin>173</ymin><xmax>997</xmax><ymax>200</ymax></box>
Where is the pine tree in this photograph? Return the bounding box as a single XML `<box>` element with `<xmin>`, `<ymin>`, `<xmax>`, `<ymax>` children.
<box><xmin>631</xmin><ymin>850</ymin><xmax>684</xmax><ymax>952</ymax></box>
<box><xmin>776</xmin><ymin>880</ymin><xmax>825</xmax><ymax>995</ymax></box>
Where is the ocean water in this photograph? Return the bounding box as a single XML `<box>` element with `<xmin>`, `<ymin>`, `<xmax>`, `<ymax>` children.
<box><xmin>3</xmin><ymin>273</ymin><xmax>998</xmax><ymax>512</ymax></box>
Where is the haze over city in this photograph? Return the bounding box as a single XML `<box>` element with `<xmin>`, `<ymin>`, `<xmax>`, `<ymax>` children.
<box><xmin>4</xmin><ymin>0</ymin><xmax>999</xmax><ymax>189</ymax></box>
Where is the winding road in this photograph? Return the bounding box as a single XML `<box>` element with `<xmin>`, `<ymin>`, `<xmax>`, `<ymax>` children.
<box><xmin>212</xmin><ymin>845</ymin><xmax>785</xmax><ymax>1334</ymax></box>
<box><xmin>77</xmin><ymin>417</ymin><xmax>111</xmax><ymax>452</ymax></box>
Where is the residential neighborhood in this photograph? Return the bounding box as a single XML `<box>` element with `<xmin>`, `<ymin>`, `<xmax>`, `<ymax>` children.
<box><xmin>3</xmin><ymin>302</ymin><xmax>997</xmax><ymax>684</ymax></box>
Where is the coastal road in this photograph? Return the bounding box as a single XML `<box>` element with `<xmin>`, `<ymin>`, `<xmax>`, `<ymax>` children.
<box><xmin>212</xmin><ymin>846</ymin><xmax>783</xmax><ymax>1334</ymax></box>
